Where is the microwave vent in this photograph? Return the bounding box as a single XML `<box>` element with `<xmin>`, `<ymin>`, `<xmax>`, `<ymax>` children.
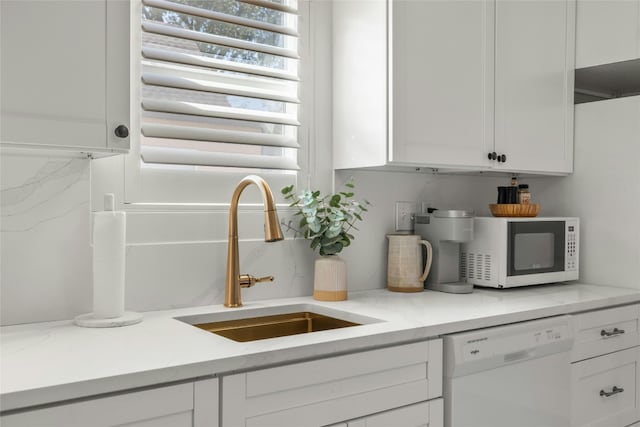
<box><xmin>483</xmin><ymin>254</ymin><xmax>491</xmax><ymax>281</ymax></box>
<box><xmin>463</xmin><ymin>252</ymin><xmax>491</xmax><ymax>281</ymax></box>
<box><xmin>460</xmin><ymin>251</ymin><xmax>467</xmax><ymax>278</ymax></box>
<box><xmin>475</xmin><ymin>254</ymin><xmax>484</xmax><ymax>280</ymax></box>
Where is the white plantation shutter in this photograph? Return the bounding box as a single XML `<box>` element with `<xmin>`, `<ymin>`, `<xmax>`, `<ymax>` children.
<box><xmin>140</xmin><ymin>0</ymin><xmax>300</xmax><ymax>171</ymax></box>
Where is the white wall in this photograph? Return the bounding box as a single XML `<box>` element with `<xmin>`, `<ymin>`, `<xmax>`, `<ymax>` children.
<box><xmin>334</xmin><ymin>170</ymin><xmax>509</xmax><ymax>290</ymax></box>
<box><xmin>533</xmin><ymin>96</ymin><xmax>640</xmax><ymax>288</ymax></box>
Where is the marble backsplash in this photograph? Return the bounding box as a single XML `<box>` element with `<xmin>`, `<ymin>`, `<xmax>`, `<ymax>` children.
<box><xmin>1</xmin><ymin>153</ymin><xmax>92</xmax><ymax>325</ymax></box>
<box><xmin>4</xmin><ymin>147</ymin><xmax>636</xmax><ymax>326</ymax></box>
<box><xmin>0</xmin><ymin>153</ymin><xmax>316</xmax><ymax>325</ymax></box>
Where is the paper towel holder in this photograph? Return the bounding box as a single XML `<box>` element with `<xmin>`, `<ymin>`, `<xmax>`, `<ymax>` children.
<box><xmin>74</xmin><ymin>194</ymin><xmax>142</xmax><ymax>328</ymax></box>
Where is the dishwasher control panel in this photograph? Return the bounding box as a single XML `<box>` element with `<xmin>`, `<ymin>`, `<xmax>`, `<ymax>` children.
<box><xmin>444</xmin><ymin>315</ymin><xmax>574</xmax><ymax>378</ymax></box>
<box><xmin>461</xmin><ymin>323</ymin><xmax>570</xmax><ymax>362</ymax></box>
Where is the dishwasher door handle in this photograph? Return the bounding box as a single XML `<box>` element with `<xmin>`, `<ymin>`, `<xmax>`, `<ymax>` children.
<box><xmin>600</xmin><ymin>386</ymin><xmax>624</xmax><ymax>398</ymax></box>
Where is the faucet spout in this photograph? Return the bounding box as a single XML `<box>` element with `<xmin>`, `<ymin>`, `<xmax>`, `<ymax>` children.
<box><xmin>225</xmin><ymin>175</ymin><xmax>283</xmax><ymax>308</ymax></box>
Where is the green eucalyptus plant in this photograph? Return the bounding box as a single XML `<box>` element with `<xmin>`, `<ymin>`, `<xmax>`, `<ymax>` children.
<box><xmin>281</xmin><ymin>179</ymin><xmax>370</xmax><ymax>256</ymax></box>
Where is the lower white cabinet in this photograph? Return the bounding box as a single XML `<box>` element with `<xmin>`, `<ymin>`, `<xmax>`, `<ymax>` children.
<box><xmin>571</xmin><ymin>305</ymin><xmax>640</xmax><ymax>427</ymax></box>
<box><xmin>0</xmin><ymin>379</ymin><xmax>218</xmax><ymax>427</ymax></box>
<box><xmin>221</xmin><ymin>340</ymin><xmax>443</xmax><ymax>427</ymax></box>
<box><xmin>571</xmin><ymin>347</ymin><xmax>640</xmax><ymax>427</ymax></box>
<box><xmin>571</xmin><ymin>304</ymin><xmax>640</xmax><ymax>362</ymax></box>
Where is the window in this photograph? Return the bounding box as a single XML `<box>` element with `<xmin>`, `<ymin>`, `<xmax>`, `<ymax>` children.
<box><xmin>125</xmin><ymin>0</ymin><xmax>307</xmax><ymax>204</ymax></box>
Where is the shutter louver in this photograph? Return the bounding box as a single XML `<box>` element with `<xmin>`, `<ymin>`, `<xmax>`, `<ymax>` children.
<box><xmin>140</xmin><ymin>0</ymin><xmax>299</xmax><ymax>171</ymax></box>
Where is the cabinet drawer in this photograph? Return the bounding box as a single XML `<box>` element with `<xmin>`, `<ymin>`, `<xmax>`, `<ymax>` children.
<box><xmin>572</xmin><ymin>304</ymin><xmax>640</xmax><ymax>362</ymax></box>
<box><xmin>571</xmin><ymin>347</ymin><xmax>640</xmax><ymax>427</ymax></box>
<box><xmin>222</xmin><ymin>339</ymin><xmax>443</xmax><ymax>427</ymax></box>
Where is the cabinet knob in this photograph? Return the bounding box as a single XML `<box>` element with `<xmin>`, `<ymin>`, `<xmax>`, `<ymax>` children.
<box><xmin>497</xmin><ymin>154</ymin><xmax>506</xmax><ymax>163</ymax></box>
<box><xmin>114</xmin><ymin>125</ymin><xmax>129</xmax><ymax>139</ymax></box>
<box><xmin>488</xmin><ymin>152</ymin><xmax>497</xmax><ymax>161</ymax></box>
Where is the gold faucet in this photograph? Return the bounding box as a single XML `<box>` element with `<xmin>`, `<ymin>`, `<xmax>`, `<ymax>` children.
<box><xmin>225</xmin><ymin>175</ymin><xmax>284</xmax><ymax>307</ymax></box>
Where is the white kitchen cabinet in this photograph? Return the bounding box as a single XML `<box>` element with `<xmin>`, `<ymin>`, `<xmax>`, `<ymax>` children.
<box><xmin>571</xmin><ymin>347</ymin><xmax>640</xmax><ymax>427</ymax></box>
<box><xmin>333</xmin><ymin>0</ymin><xmax>575</xmax><ymax>175</ymax></box>
<box><xmin>576</xmin><ymin>0</ymin><xmax>640</xmax><ymax>68</ymax></box>
<box><xmin>221</xmin><ymin>340</ymin><xmax>443</xmax><ymax>427</ymax></box>
<box><xmin>571</xmin><ymin>304</ymin><xmax>640</xmax><ymax>362</ymax></box>
<box><xmin>390</xmin><ymin>0</ymin><xmax>494</xmax><ymax>170</ymax></box>
<box><xmin>493</xmin><ymin>0</ymin><xmax>575</xmax><ymax>174</ymax></box>
<box><xmin>0</xmin><ymin>0</ymin><xmax>130</xmax><ymax>156</ymax></box>
<box><xmin>570</xmin><ymin>305</ymin><xmax>640</xmax><ymax>427</ymax></box>
<box><xmin>0</xmin><ymin>379</ymin><xmax>218</xmax><ymax>427</ymax></box>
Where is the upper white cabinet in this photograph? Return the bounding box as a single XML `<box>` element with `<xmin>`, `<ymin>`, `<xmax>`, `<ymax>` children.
<box><xmin>576</xmin><ymin>0</ymin><xmax>640</xmax><ymax>68</ymax></box>
<box><xmin>0</xmin><ymin>0</ymin><xmax>130</xmax><ymax>156</ymax></box>
<box><xmin>493</xmin><ymin>0</ymin><xmax>575</xmax><ymax>174</ymax></box>
<box><xmin>333</xmin><ymin>0</ymin><xmax>575</xmax><ymax>175</ymax></box>
<box><xmin>390</xmin><ymin>0</ymin><xmax>494</xmax><ymax>170</ymax></box>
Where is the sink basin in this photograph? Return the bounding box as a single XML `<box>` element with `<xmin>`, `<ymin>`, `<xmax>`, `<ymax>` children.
<box><xmin>194</xmin><ymin>311</ymin><xmax>360</xmax><ymax>342</ymax></box>
<box><xmin>176</xmin><ymin>304</ymin><xmax>380</xmax><ymax>342</ymax></box>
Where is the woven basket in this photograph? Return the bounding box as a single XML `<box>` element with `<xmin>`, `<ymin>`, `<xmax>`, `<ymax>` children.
<box><xmin>489</xmin><ymin>203</ymin><xmax>540</xmax><ymax>217</ymax></box>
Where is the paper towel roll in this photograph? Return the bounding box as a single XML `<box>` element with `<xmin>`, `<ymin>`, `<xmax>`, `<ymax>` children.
<box><xmin>92</xmin><ymin>195</ymin><xmax>126</xmax><ymax>319</ymax></box>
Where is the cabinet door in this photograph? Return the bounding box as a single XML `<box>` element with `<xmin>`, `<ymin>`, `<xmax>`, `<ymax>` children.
<box><xmin>0</xmin><ymin>0</ymin><xmax>129</xmax><ymax>155</ymax></box>
<box><xmin>576</xmin><ymin>0</ymin><xmax>640</xmax><ymax>68</ymax></box>
<box><xmin>222</xmin><ymin>340</ymin><xmax>442</xmax><ymax>427</ymax></box>
<box><xmin>494</xmin><ymin>0</ymin><xmax>575</xmax><ymax>174</ymax></box>
<box><xmin>332</xmin><ymin>0</ymin><xmax>388</xmax><ymax>169</ymax></box>
<box><xmin>391</xmin><ymin>0</ymin><xmax>493</xmax><ymax>169</ymax></box>
<box><xmin>571</xmin><ymin>347</ymin><xmax>640</xmax><ymax>427</ymax></box>
<box><xmin>0</xmin><ymin>381</ymin><xmax>213</xmax><ymax>427</ymax></box>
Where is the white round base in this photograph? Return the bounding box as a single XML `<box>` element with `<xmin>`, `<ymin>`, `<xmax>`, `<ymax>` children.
<box><xmin>74</xmin><ymin>312</ymin><xmax>143</xmax><ymax>328</ymax></box>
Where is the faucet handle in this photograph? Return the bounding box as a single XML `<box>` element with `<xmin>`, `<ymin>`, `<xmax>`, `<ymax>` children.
<box><xmin>239</xmin><ymin>274</ymin><xmax>274</xmax><ymax>288</ymax></box>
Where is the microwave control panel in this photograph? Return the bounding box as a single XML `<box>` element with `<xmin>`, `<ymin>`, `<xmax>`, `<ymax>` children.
<box><xmin>566</xmin><ymin>221</ymin><xmax>578</xmax><ymax>271</ymax></box>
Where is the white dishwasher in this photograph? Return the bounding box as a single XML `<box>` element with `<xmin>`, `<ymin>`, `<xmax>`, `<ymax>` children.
<box><xmin>443</xmin><ymin>315</ymin><xmax>573</xmax><ymax>427</ymax></box>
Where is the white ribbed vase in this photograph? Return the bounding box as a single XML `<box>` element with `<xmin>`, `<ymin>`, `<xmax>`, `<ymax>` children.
<box><xmin>313</xmin><ymin>255</ymin><xmax>347</xmax><ymax>301</ymax></box>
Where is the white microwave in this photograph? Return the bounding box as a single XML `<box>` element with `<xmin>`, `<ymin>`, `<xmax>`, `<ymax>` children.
<box><xmin>462</xmin><ymin>217</ymin><xmax>579</xmax><ymax>288</ymax></box>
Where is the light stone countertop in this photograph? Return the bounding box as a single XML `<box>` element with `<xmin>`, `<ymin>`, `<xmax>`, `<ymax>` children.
<box><xmin>2</xmin><ymin>282</ymin><xmax>639</xmax><ymax>412</ymax></box>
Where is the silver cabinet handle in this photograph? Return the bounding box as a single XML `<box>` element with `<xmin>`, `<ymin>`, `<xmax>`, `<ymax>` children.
<box><xmin>601</xmin><ymin>327</ymin><xmax>625</xmax><ymax>337</ymax></box>
<box><xmin>600</xmin><ymin>386</ymin><xmax>624</xmax><ymax>397</ymax></box>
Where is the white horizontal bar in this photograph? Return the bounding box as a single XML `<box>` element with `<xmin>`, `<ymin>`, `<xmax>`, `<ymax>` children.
<box><xmin>141</xmin><ymin>123</ymin><xmax>299</xmax><ymax>148</ymax></box>
<box><xmin>142</xmin><ymin>72</ymin><xmax>299</xmax><ymax>104</ymax></box>
<box><xmin>142</xmin><ymin>99</ymin><xmax>301</xmax><ymax>126</ymax></box>
<box><xmin>141</xmin><ymin>146</ymin><xmax>300</xmax><ymax>170</ymax></box>
<box><xmin>142</xmin><ymin>47</ymin><xmax>299</xmax><ymax>81</ymax></box>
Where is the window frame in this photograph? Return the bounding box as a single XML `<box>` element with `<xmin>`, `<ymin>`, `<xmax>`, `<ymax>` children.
<box><xmin>123</xmin><ymin>0</ymin><xmax>312</xmax><ymax>208</ymax></box>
